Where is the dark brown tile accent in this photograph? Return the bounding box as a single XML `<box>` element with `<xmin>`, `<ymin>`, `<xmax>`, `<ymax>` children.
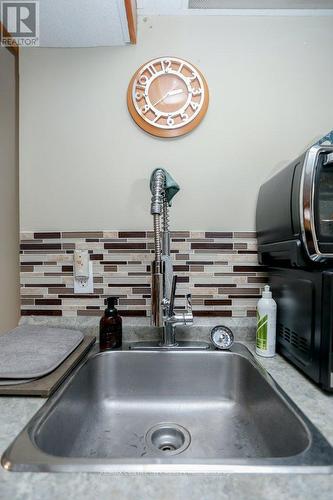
<box><xmin>191</xmin><ymin>243</ymin><xmax>233</xmax><ymax>250</ymax></box>
<box><xmin>132</xmin><ymin>288</ymin><xmax>152</xmax><ymax>294</ymax></box>
<box><xmin>62</xmin><ymin>232</ymin><xmax>104</xmax><ymax>238</ymax></box>
<box><xmin>233</xmin><ymin>266</ymin><xmax>263</xmax><ymax>272</ymax></box>
<box><xmin>20</xmin><ymin>266</ymin><xmax>33</xmax><ymax>272</ymax></box>
<box><xmin>193</xmin><ymin>311</ymin><xmax>232</xmax><ymax>317</ymax></box>
<box><xmin>63</xmin><ymin>243</ymin><xmax>75</xmax><ymax>250</ymax></box>
<box><xmin>35</xmin><ymin>299</ymin><xmax>62</xmax><ymax>305</ymax></box>
<box><xmin>172</xmin><ymin>238</ymin><xmax>185</xmax><ymax>242</ymax></box>
<box><xmin>248</xmin><ymin>277</ymin><xmax>269</xmax><ymax>284</ymax></box>
<box><xmin>238</xmin><ymin>251</ymin><xmax>258</xmax><ymax>255</ymax></box>
<box><xmin>21</xmin><ymin>261</ymin><xmax>43</xmax><ymax>266</ymax></box>
<box><xmin>204</xmin><ymin>299</ymin><xmax>232</xmax><ymax>306</ymax></box>
<box><xmin>90</xmin><ymin>254</ymin><xmax>104</xmax><ymax>261</ymax></box>
<box><xmin>173</xmin><ymin>265</ymin><xmax>189</xmax><ymax>272</ymax></box>
<box><xmin>25</xmin><ymin>283</ymin><xmax>65</xmax><ymax>288</ymax></box>
<box><xmin>108</xmin><ymin>283</ymin><xmax>150</xmax><ymax>287</ymax></box>
<box><xmin>215</xmin><ymin>272</ymin><xmax>256</xmax><ymax>277</ymax></box>
<box><xmin>247</xmin><ymin>310</ymin><xmax>257</xmax><ymax>317</ymax></box>
<box><xmin>119</xmin><ymin>299</ymin><xmax>146</xmax><ymax>305</ymax></box>
<box><xmin>34</xmin><ymin>232</ymin><xmax>61</xmax><ymax>239</ymax></box>
<box><xmin>195</xmin><ymin>284</ymin><xmax>236</xmax><ymax>288</ymax></box>
<box><xmin>227</xmin><ymin>288</ymin><xmax>260</xmax><ymax>295</ymax></box>
<box><xmin>21</xmin><ymin>309</ymin><xmax>62</xmax><ymax>316</ymax></box>
<box><xmin>62</xmin><ymin>265</ymin><xmax>73</xmax><ymax>272</ymax></box>
<box><xmin>104</xmin><ymin>243</ymin><xmax>146</xmax><ymax>250</ymax></box>
<box><xmin>50</xmin><ymin>288</ymin><xmax>74</xmax><ymax>294</ymax></box>
<box><xmin>20</xmin><ymin>243</ymin><xmax>62</xmax><ymax>250</ymax></box>
<box><xmin>86</xmin><ymin>306</ymin><xmax>101</xmax><ymax>310</ymax></box>
<box><xmin>86</xmin><ymin>238</ymin><xmax>100</xmax><ymax>242</ymax></box>
<box><xmin>177</xmin><ymin>276</ymin><xmax>189</xmax><ymax>283</ymax></box>
<box><xmin>205</xmin><ymin>232</ymin><xmax>233</xmax><ymax>238</ymax></box>
<box><xmin>118</xmin><ymin>231</ymin><xmax>146</xmax><ymax>238</ymax></box>
<box><xmin>194</xmin><ymin>250</ymin><xmax>236</xmax><ymax>255</ymax></box>
<box><xmin>118</xmin><ymin>310</ymin><xmax>147</xmax><ymax>317</ymax></box>
<box><xmin>107</xmin><ymin>249</ymin><xmax>149</xmax><ymax>254</ymax></box>
<box><xmin>234</xmin><ymin>232</ymin><xmax>257</xmax><ymax>238</ymax></box>
<box><xmin>94</xmin><ymin>277</ymin><xmax>103</xmax><ymax>283</ymax></box>
<box><xmin>78</xmin><ymin>309</ymin><xmax>147</xmax><ymax>317</ymax></box>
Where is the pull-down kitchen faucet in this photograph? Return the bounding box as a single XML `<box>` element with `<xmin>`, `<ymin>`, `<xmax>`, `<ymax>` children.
<box><xmin>130</xmin><ymin>169</ymin><xmax>209</xmax><ymax>350</ymax></box>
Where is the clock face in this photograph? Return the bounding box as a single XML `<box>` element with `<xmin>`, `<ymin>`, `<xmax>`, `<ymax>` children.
<box><xmin>127</xmin><ymin>57</ymin><xmax>209</xmax><ymax>138</ymax></box>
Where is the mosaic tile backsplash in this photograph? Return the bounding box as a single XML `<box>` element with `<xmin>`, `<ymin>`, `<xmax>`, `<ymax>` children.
<box><xmin>20</xmin><ymin>231</ymin><xmax>267</xmax><ymax>318</ymax></box>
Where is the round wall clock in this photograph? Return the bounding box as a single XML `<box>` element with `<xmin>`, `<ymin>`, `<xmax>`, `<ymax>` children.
<box><xmin>127</xmin><ymin>57</ymin><xmax>209</xmax><ymax>138</ymax></box>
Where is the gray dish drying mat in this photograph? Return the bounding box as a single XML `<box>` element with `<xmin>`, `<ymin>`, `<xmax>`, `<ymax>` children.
<box><xmin>0</xmin><ymin>326</ymin><xmax>84</xmax><ymax>379</ymax></box>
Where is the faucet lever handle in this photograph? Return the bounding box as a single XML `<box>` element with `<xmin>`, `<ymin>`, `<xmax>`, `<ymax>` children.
<box><xmin>168</xmin><ymin>275</ymin><xmax>178</xmax><ymax>316</ymax></box>
<box><xmin>186</xmin><ymin>293</ymin><xmax>192</xmax><ymax>313</ymax></box>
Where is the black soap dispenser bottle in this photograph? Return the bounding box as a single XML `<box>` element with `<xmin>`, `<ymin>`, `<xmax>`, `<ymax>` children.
<box><xmin>99</xmin><ymin>297</ymin><xmax>122</xmax><ymax>350</ymax></box>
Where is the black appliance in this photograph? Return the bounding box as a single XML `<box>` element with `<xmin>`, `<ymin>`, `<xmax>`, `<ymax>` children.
<box><xmin>256</xmin><ymin>144</ymin><xmax>333</xmax><ymax>392</ymax></box>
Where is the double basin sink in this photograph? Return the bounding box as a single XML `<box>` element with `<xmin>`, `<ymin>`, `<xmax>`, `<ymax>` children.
<box><xmin>2</xmin><ymin>343</ymin><xmax>333</xmax><ymax>473</ymax></box>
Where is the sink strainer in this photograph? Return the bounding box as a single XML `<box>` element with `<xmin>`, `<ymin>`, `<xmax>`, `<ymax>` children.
<box><xmin>145</xmin><ymin>423</ymin><xmax>191</xmax><ymax>456</ymax></box>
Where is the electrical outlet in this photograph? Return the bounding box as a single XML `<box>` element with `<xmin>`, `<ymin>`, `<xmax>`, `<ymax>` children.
<box><xmin>74</xmin><ymin>261</ymin><xmax>94</xmax><ymax>294</ymax></box>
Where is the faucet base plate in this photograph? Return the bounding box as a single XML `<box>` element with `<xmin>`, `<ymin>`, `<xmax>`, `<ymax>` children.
<box><xmin>128</xmin><ymin>341</ymin><xmax>211</xmax><ymax>351</ymax></box>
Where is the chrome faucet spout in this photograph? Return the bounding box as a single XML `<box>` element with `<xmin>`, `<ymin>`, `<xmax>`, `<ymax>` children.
<box><xmin>159</xmin><ymin>275</ymin><xmax>194</xmax><ymax>348</ymax></box>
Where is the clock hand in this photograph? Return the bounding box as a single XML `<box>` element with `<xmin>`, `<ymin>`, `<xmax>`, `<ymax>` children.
<box><xmin>168</xmin><ymin>89</ymin><xmax>184</xmax><ymax>96</ymax></box>
<box><xmin>152</xmin><ymin>88</ymin><xmax>184</xmax><ymax>106</ymax></box>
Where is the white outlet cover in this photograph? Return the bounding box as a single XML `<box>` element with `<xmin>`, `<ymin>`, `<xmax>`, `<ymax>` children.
<box><xmin>74</xmin><ymin>261</ymin><xmax>94</xmax><ymax>294</ymax></box>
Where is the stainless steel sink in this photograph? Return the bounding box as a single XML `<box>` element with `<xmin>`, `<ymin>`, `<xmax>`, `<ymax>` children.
<box><xmin>2</xmin><ymin>343</ymin><xmax>333</xmax><ymax>473</ymax></box>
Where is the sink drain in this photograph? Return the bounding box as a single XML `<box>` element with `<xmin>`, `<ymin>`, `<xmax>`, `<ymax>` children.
<box><xmin>145</xmin><ymin>423</ymin><xmax>191</xmax><ymax>456</ymax></box>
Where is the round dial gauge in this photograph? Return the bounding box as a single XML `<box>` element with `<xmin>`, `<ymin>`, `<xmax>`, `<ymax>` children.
<box><xmin>127</xmin><ymin>57</ymin><xmax>209</xmax><ymax>138</ymax></box>
<box><xmin>210</xmin><ymin>326</ymin><xmax>234</xmax><ymax>350</ymax></box>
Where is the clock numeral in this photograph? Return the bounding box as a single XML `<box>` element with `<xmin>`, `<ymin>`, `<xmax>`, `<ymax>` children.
<box><xmin>161</xmin><ymin>59</ymin><xmax>172</xmax><ymax>73</ymax></box>
<box><xmin>141</xmin><ymin>104</ymin><xmax>150</xmax><ymax>114</ymax></box>
<box><xmin>153</xmin><ymin>113</ymin><xmax>161</xmax><ymax>123</ymax></box>
<box><xmin>147</xmin><ymin>64</ymin><xmax>157</xmax><ymax>76</ymax></box>
<box><xmin>190</xmin><ymin>102</ymin><xmax>199</xmax><ymax>111</ymax></box>
<box><xmin>135</xmin><ymin>92</ymin><xmax>144</xmax><ymax>101</ymax></box>
<box><xmin>180</xmin><ymin>112</ymin><xmax>188</xmax><ymax>122</ymax></box>
<box><xmin>177</xmin><ymin>62</ymin><xmax>184</xmax><ymax>74</ymax></box>
<box><xmin>138</xmin><ymin>74</ymin><xmax>149</xmax><ymax>86</ymax></box>
<box><xmin>187</xmin><ymin>72</ymin><xmax>197</xmax><ymax>83</ymax></box>
<box><xmin>190</xmin><ymin>87</ymin><xmax>202</xmax><ymax>96</ymax></box>
<box><xmin>167</xmin><ymin>115</ymin><xmax>174</xmax><ymax>127</ymax></box>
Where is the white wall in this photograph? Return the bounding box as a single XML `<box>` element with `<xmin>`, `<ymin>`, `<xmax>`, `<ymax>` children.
<box><xmin>19</xmin><ymin>15</ymin><xmax>333</xmax><ymax>231</ymax></box>
<box><xmin>0</xmin><ymin>48</ymin><xmax>19</xmax><ymax>334</ymax></box>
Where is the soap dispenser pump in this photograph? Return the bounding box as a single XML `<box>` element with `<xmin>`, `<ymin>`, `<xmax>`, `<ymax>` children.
<box><xmin>99</xmin><ymin>297</ymin><xmax>122</xmax><ymax>350</ymax></box>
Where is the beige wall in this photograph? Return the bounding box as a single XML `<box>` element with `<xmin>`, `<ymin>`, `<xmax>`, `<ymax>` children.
<box><xmin>19</xmin><ymin>15</ymin><xmax>333</xmax><ymax>231</ymax></box>
<box><xmin>0</xmin><ymin>48</ymin><xmax>19</xmax><ymax>334</ymax></box>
